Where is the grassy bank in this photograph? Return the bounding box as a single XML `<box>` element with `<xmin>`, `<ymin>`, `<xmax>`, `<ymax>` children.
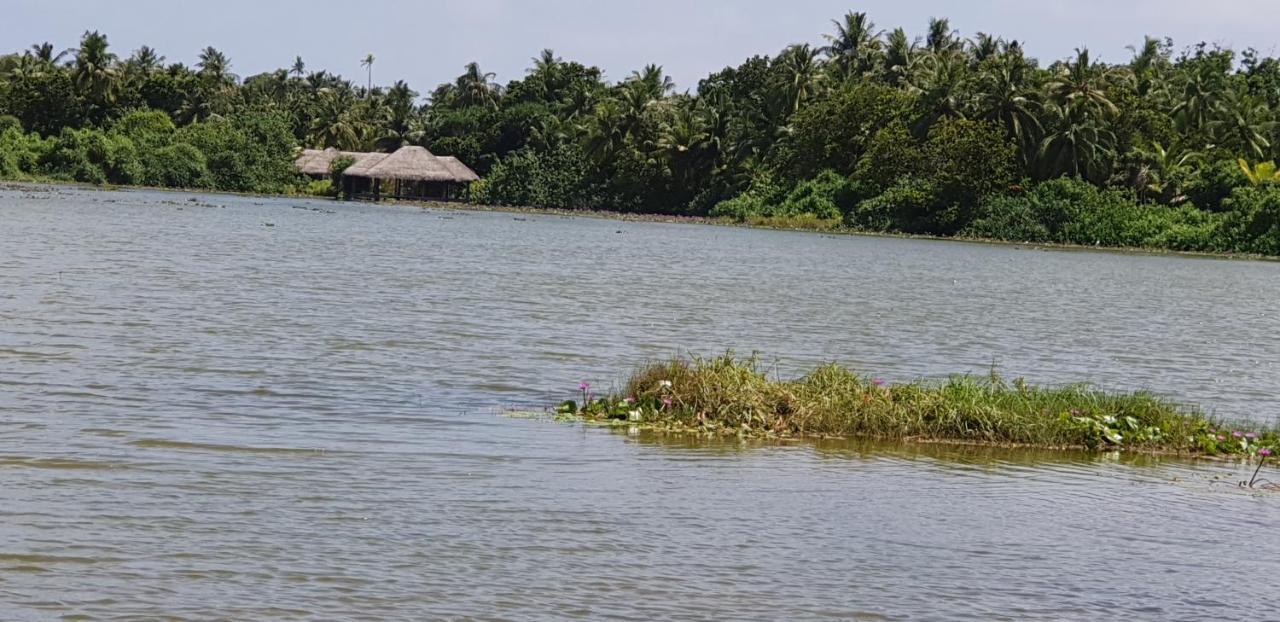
<box><xmin>556</xmin><ymin>354</ymin><xmax>1278</xmax><ymax>458</ymax></box>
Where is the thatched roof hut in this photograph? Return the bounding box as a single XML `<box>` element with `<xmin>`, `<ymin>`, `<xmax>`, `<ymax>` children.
<box><xmin>339</xmin><ymin>152</ymin><xmax>391</xmax><ymax>177</ymax></box>
<box><xmin>343</xmin><ymin>146</ymin><xmax>456</xmax><ymax>182</ymax></box>
<box><xmin>295</xmin><ymin>147</ymin><xmax>389</xmax><ymax>177</ymax></box>
<box><xmin>437</xmin><ymin>156</ymin><xmax>480</xmax><ymax>182</ymax></box>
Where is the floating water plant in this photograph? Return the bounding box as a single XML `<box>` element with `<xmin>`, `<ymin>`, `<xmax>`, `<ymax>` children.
<box><xmin>554</xmin><ymin>354</ymin><xmax>1279</xmax><ymax>458</ymax></box>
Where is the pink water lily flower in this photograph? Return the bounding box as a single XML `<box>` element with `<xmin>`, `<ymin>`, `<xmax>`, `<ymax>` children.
<box><xmin>872</xmin><ymin>378</ymin><xmax>885</xmax><ymax>387</ymax></box>
<box><xmin>1232</xmin><ymin>431</ymin><xmax>1243</xmax><ymax>438</ymax></box>
<box><xmin>579</xmin><ymin>381</ymin><xmax>590</xmax><ymax>392</ymax></box>
<box><xmin>1259</xmin><ymin>448</ymin><xmax>1273</xmax><ymax>457</ymax></box>
<box><xmin>1245</xmin><ymin>432</ymin><xmax>1257</xmax><ymax>439</ymax></box>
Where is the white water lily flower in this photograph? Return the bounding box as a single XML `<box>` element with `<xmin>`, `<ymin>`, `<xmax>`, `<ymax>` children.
<box><xmin>658</xmin><ymin>380</ymin><xmax>673</xmax><ymax>389</ymax></box>
<box><xmin>628</xmin><ymin>409</ymin><xmax>642</xmax><ymax>421</ymax></box>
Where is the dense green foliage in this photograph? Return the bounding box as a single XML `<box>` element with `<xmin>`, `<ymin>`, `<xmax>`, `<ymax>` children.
<box><xmin>559</xmin><ymin>354</ymin><xmax>1280</xmax><ymax>457</ymax></box>
<box><xmin>2</xmin><ymin>15</ymin><xmax>1280</xmax><ymax>253</ymax></box>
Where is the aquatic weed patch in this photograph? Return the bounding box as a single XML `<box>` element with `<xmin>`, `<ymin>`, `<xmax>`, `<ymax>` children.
<box><xmin>552</xmin><ymin>354</ymin><xmax>1279</xmax><ymax>463</ymax></box>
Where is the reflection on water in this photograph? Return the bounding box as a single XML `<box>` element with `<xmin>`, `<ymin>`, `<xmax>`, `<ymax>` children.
<box><xmin>1</xmin><ymin>184</ymin><xmax>1278</xmax><ymax>620</ymax></box>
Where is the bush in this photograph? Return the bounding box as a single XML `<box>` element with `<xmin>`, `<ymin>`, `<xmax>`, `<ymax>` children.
<box><xmin>0</xmin><ymin>127</ymin><xmax>50</xmax><ymax>178</ymax></box>
<box><xmin>0</xmin><ymin>115</ymin><xmax>21</xmax><ymax>134</ymax></box>
<box><xmin>851</xmin><ymin>179</ymin><xmax>941</xmax><ymax>233</ymax></box>
<box><xmin>962</xmin><ymin>194</ymin><xmax>1052</xmax><ymax>242</ymax></box>
<box><xmin>1218</xmin><ymin>186</ymin><xmax>1280</xmax><ymax>255</ymax></box>
<box><xmin>177</xmin><ymin>111</ymin><xmax>300</xmax><ymax>193</ymax></box>
<box><xmin>774</xmin><ymin>170</ymin><xmax>865</xmax><ymax>220</ymax></box>
<box><xmin>471</xmin><ymin>144</ymin><xmax>601</xmax><ymax>210</ymax></box>
<box><xmin>964</xmin><ymin>178</ymin><xmax>1223</xmax><ymax>251</ymax></box>
<box><xmin>146</xmin><ymin>143</ymin><xmax>208</xmax><ymax>188</ymax></box>
<box><xmin>709</xmin><ymin>171</ymin><xmax>788</xmax><ymax>220</ymax></box>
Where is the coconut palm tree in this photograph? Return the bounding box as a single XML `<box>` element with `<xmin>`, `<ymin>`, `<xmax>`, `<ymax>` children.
<box><xmin>1129</xmin><ymin>141</ymin><xmax>1202</xmax><ymax>201</ymax></box>
<box><xmin>627</xmin><ymin>64</ymin><xmax>675</xmax><ymax>100</ymax></box>
<box><xmin>196</xmin><ymin>46</ymin><xmax>236</xmax><ymax>84</ymax></box>
<box><xmin>291</xmin><ymin>56</ymin><xmax>306</xmax><ymax>78</ymax></box>
<box><xmin>72</xmin><ymin>31</ymin><xmax>119</xmax><ymax>106</ymax></box>
<box><xmin>1038</xmin><ymin>100</ymin><xmax>1117</xmax><ymax>182</ymax></box>
<box><xmin>883</xmin><ymin>27</ymin><xmax>916</xmax><ymax>86</ymax></box>
<box><xmin>454</xmin><ymin>62</ymin><xmax>501</xmax><ymax>108</ymax></box>
<box><xmin>925</xmin><ymin>17</ymin><xmax>961</xmax><ymax>54</ymax></box>
<box><xmin>1046</xmin><ymin>48</ymin><xmax>1119</xmax><ymax>117</ymax></box>
<box><xmin>773</xmin><ymin>44</ymin><xmax>823</xmax><ymax>113</ymax></box>
<box><xmin>823</xmin><ymin>11</ymin><xmax>882</xmax><ymax>80</ymax></box>
<box><xmin>1210</xmin><ymin>89</ymin><xmax>1277</xmax><ymax>160</ymax></box>
<box><xmin>360</xmin><ymin>53</ymin><xmax>375</xmax><ymax>94</ymax></box>
<box><xmin>972</xmin><ymin>52</ymin><xmax>1043</xmax><ymax>166</ymax></box>
<box><xmin>29</xmin><ymin>42</ymin><xmax>70</xmax><ymax>66</ymax></box>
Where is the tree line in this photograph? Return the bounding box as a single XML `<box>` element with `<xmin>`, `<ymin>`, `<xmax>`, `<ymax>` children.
<box><xmin>1</xmin><ymin>13</ymin><xmax>1279</xmax><ymax>254</ymax></box>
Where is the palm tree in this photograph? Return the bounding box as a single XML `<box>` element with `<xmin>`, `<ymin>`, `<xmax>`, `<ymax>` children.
<box><xmin>72</xmin><ymin>31</ymin><xmax>119</xmax><ymax>106</ymax></box>
<box><xmin>29</xmin><ymin>42</ymin><xmax>70</xmax><ymax>65</ymax></box>
<box><xmin>1126</xmin><ymin>36</ymin><xmax>1169</xmax><ymax>98</ymax></box>
<box><xmin>972</xmin><ymin>52</ymin><xmax>1042</xmax><ymax>165</ymax></box>
<box><xmin>1210</xmin><ymin>89</ymin><xmax>1276</xmax><ymax>160</ymax></box>
<box><xmin>530</xmin><ymin>49</ymin><xmax>561</xmax><ymax>75</ymax></box>
<box><xmin>909</xmin><ymin>48</ymin><xmax>969</xmax><ymax>128</ymax></box>
<box><xmin>454</xmin><ymin>62</ymin><xmax>501</xmax><ymax>108</ymax></box>
<box><xmin>124</xmin><ymin>45</ymin><xmax>164</xmax><ymax>81</ymax></box>
<box><xmin>374</xmin><ymin>80</ymin><xmax>423</xmax><ymax>150</ymax></box>
<box><xmin>773</xmin><ymin>44</ymin><xmax>823</xmax><ymax>113</ymax></box>
<box><xmin>1038</xmin><ymin>100</ymin><xmax>1117</xmax><ymax>182</ymax></box>
<box><xmin>309</xmin><ymin>88</ymin><xmax>370</xmax><ymax>149</ymax></box>
<box><xmin>1130</xmin><ymin>142</ymin><xmax>1202</xmax><ymax>201</ymax></box>
<box><xmin>291</xmin><ymin>56</ymin><xmax>306</xmax><ymax>78</ymax></box>
<box><xmin>925</xmin><ymin>17</ymin><xmax>960</xmax><ymax>54</ymax></box>
<box><xmin>969</xmin><ymin>33</ymin><xmax>1000</xmax><ymax>65</ymax></box>
<box><xmin>1171</xmin><ymin>63</ymin><xmax>1222</xmax><ymax>134</ymax></box>
<box><xmin>196</xmin><ymin>46</ymin><xmax>236</xmax><ymax>84</ymax></box>
<box><xmin>883</xmin><ymin>27</ymin><xmax>916</xmax><ymax>85</ymax></box>
<box><xmin>823</xmin><ymin>11</ymin><xmax>882</xmax><ymax>79</ymax></box>
<box><xmin>360</xmin><ymin>53</ymin><xmax>375</xmax><ymax>94</ymax></box>
<box><xmin>627</xmin><ymin>64</ymin><xmax>675</xmax><ymax>100</ymax></box>
<box><xmin>1046</xmin><ymin>48</ymin><xmax>1119</xmax><ymax>116</ymax></box>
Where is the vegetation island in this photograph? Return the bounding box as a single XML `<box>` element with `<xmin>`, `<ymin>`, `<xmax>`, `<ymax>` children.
<box><xmin>552</xmin><ymin>354</ymin><xmax>1277</xmax><ymax>473</ymax></box>
<box><xmin>2</xmin><ymin>12</ymin><xmax>1280</xmax><ymax>255</ymax></box>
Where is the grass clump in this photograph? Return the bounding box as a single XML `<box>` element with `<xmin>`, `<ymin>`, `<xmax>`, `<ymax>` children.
<box><xmin>561</xmin><ymin>354</ymin><xmax>1278</xmax><ymax>456</ymax></box>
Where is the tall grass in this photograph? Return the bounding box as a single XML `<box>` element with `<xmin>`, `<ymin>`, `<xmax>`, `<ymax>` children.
<box><xmin>567</xmin><ymin>354</ymin><xmax>1278</xmax><ymax>455</ymax></box>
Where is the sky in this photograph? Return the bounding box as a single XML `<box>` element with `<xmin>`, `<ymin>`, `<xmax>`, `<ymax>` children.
<box><xmin>5</xmin><ymin>0</ymin><xmax>1278</xmax><ymax>95</ymax></box>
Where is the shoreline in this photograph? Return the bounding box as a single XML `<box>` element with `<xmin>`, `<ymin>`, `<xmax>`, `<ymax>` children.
<box><xmin>2</xmin><ymin>178</ymin><xmax>1276</xmax><ymax>263</ymax></box>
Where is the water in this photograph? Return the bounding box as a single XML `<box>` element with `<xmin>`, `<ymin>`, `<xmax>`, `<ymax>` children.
<box><xmin>1</xmin><ymin>184</ymin><xmax>1278</xmax><ymax>620</ymax></box>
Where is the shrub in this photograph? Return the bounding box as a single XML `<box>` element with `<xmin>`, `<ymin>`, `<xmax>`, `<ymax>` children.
<box><xmin>0</xmin><ymin>127</ymin><xmax>49</xmax><ymax>178</ymax></box>
<box><xmin>472</xmin><ymin>144</ymin><xmax>601</xmax><ymax>210</ymax></box>
<box><xmin>146</xmin><ymin>143</ymin><xmax>208</xmax><ymax>188</ymax></box>
<box><xmin>0</xmin><ymin>115</ymin><xmax>21</xmax><ymax>134</ymax></box>
<box><xmin>965</xmin><ymin>178</ymin><xmax>1224</xmax><ymax>251</ymax></box>
<box><xmin>774</xmin><ymin>170</ymin><xmax>855</xmax><ymax>220</ymax></box>
<box><xmin>1218</xmin><ymin>186</ymin><xmax>1280</xmax><ymax>255</ymax></box>
<box><xmin>710</xmin><ymin>171</ymin><xmax>789</xmax><ymax>220</ymax></box>
<box><xmin>851</xmin><ymin>179</ymin><xmax>941</xmax><ymax>233</ymax></box>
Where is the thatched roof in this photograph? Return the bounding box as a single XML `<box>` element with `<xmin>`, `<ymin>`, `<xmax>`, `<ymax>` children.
<box><xmin>294</xmin><ymin>148</ymin><xmax>331</xmax><ymax>176</ymax></box>
<box><xmin>345</xmin><ymin>146</ymin><xmax>456</xmax><ymax>182</ymax></box>
<box><xmin>295</xmin><ymin>147</ymin><xmax>388</xmax><ymax>176</ymax></box>
<box><xmin>437</xmin><ymin>156</ymin><xmax>480</xmax><ymax>182</ymax></box>
<box><xmin>340</xmin><ymin>152</ymin><xmax>391</xmax><ymax>177</ymax></box>
<box><xmin>298</xmin><ymin>145</ymin><xmax>479</xmax><ymax>182</ymax></box>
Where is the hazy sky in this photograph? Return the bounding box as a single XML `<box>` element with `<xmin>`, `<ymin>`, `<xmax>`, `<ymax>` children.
<box><xmin>6</xmin><ymin>0</ymin><xmax>1277</xmax><ymax>94</ymax></box>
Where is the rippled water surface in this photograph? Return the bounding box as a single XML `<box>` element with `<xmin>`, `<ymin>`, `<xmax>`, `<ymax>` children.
<box><xmin>2</xmin><ymin>184</ymin><xmax>1279</xmax><ymax>620</ymax></box>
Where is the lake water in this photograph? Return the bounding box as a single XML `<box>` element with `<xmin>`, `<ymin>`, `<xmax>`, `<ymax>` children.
<box><xmin>1</xmin><ymin>184</ymin><xmax>1278</xmax><ymax>620</ymax></box>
